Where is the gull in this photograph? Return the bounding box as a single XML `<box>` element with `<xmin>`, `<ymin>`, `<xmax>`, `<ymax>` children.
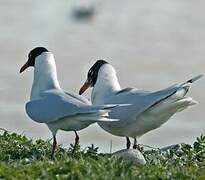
<box><xmin>20</xmin><ymin>48</ymin><xmax>118</xmax><ymax>157</ymax></box>
<box><xmin>79</xmin><ymin>60</ymin><xmax>203</xmax><ymax>149</ymax></box>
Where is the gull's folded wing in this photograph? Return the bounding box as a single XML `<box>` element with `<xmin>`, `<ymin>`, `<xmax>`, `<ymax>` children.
<box><xmin>108</xmin><ymin>75</ymin><xmax>203</xmax><ymax>121</ymax></box>
<box><xmin>26</xmin><ymin>89</ymin><xmax>113</xmax><ymax>123</ymax></box>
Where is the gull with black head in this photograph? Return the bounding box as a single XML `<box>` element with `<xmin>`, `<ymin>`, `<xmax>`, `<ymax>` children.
<box><xmin>20</xmin><ymin>48</ymin><xmax>118</xmax><ymax>157</ymax></box>
<box><xmin>79</xmin><ymin>60</ymin><xmax>203</xmax><ymax>149</ymax></box>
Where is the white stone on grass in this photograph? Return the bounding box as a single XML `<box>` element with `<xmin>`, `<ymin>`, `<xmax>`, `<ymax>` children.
<box><xmin>112</xmin><ymin>149</ymin><xmax>146</xmax><ymax>165</ymax></box>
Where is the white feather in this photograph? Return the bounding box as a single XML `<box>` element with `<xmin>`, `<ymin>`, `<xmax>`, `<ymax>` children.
<box><xmin>90</xmin><ymin>63</ymin><xmax>202</xmax><ymax>138</ymax></box>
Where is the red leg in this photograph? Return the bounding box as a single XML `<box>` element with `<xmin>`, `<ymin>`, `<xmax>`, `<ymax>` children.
<box><xmin>133</xmin><ymin>138</ymin><xmax>137</xmax><ymax>149</ymax></box>
<box><xmin>126</xmin><ymin>137</ymin><xmax>131</xmax><ymax>149</ymax></box>
<box><xmin>51</xmin><ymin>135</ymin><xmax>57</xmax><ymax>158</ymax></box>
<box><xmin>72</xmin><ymin>131</ymin><xmax>79</xmax><ymax>155</ymax></box>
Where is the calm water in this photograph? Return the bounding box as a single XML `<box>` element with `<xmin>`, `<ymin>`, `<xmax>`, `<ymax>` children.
<box><xmin>0</xmin><ymin>0</ymin><xmax>204</xmax><ymax>152</ymax></box>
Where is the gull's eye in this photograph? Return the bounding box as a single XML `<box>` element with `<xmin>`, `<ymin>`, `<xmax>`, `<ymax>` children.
<box><xmin>88</xmin><ymin>70</ymin><xmax>93</xmax><ymax>77</ymax></box>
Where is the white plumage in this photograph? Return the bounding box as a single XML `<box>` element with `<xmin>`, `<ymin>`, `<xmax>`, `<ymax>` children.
<box><xmin>20</xmin><ymin>48</ymin><xmax>118</xmax><ymax>156</ymax></box>
<box><xmin>79</xmin><ymin>61</ymin><xmax>203</xmax><ymax>149</ymax></box>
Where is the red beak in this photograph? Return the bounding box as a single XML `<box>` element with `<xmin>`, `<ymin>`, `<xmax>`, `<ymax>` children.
<box><xmin>20</xmin><ymin>62</ymin><xmax>29</xmax><ymax>73</ymax></box>
<box><xmin>79</xmin><ymin>81</ymin><xmax>91</xmax><ymax>95</ymax></box>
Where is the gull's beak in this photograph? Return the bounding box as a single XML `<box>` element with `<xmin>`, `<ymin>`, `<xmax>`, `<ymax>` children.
<box><xmin>20</xmin><ymin>61</ymin><xmax>29</xmax><ymax>73</ymax></box>
<box><xmin>79</xmin><ymin>80</ymin><xmax>91</xmax><ymax>95</ymax></box>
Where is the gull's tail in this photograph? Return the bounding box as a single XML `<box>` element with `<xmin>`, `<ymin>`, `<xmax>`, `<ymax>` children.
<box><xmin>151</xmin><ymin>74</ymin><xmax>204</xmax><ymax>114</ymax></box>
<box><xmin>180</xmin><ymin>74</ymin><xmax>204</xmax><ymax>92</ymax></box>
<box><xmin>184</xmin><ymin>74</ymin><xmax>204</xmax><ymax>84</ymax></box>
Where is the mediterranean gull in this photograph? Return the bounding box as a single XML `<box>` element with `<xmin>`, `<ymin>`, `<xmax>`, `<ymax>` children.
<box><xmin>20</xmin><ymin>49</ymin><xmax>118</xmax><ymax>157</ymax></box>
<box><xmin>79</xmin><ymin>60</ymin><xmax>203</xmax><ymax>149</ymax></box>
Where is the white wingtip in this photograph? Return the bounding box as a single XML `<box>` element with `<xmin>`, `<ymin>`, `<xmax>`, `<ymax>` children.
<box><xmin>176</xmin><ymin>97</ymin><xmax>198</xmax><ymax>107</ymax></box>
<box><xmin>96</xmin><ymin>117</ymin><xmax>120</xmax><ymax>122</ymax></box>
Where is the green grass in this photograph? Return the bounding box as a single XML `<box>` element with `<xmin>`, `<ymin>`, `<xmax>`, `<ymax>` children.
<box><xmin>0</xmin><ymin>130</ymin><xmax>204</xmax><ymax>180</ymax></box>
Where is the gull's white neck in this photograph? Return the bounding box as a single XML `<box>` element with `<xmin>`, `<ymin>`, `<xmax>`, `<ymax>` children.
<box><xmin>31</xmin><ymin>52</ymin><xmax>61</xmax><ymax>100</ymax></box>
<box><xmin>91</xmin><ymin>64</ymin><xmax>121</xmax><ymax>105</ymax></box>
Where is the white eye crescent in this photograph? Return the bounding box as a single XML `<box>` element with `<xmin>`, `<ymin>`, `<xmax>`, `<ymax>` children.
<box><xmin>89</xmin><ymin>70</ymin><xmax>93</xmax><ymax>76</ymax></box>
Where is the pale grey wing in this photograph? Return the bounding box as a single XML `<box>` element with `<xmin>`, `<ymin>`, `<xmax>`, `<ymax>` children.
<box><xmin>102</xmin><ymin>75</ymin><xmax>203</xmax><ymax>126</ymax></box>
<box><xmin>26</xmin><ymin>90</ymin><xmax>107</xmax><ymax>123</ymax></box>
<box><xmin>107</xmin><ymin>85</ymin><xmax>181</xmax><ymax>121</ymax></box>
<box><xmin>64</xmin><ymin>91</ymin><xmax>91</xmax><ymax>105</ymax></box>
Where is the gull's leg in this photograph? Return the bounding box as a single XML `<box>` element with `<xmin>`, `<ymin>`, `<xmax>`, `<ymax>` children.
<box><xmin>133</xmin><ymin>138</ymin><xmax>137</xmax><ymax>149</ymax></box>
<box><xmin>126</xmin><ymin>137</ymin><xmax>131</xmax><ymax>149</ymax></box>
<box><xmin>51</xmin><ymin>135</ymin><xmax>57</xmax><ymax>159</ymax></box>
<box><xmin>72</xmin><ymin>131</ymin><xmax>79</xmax><ymax>155</ymax></box>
